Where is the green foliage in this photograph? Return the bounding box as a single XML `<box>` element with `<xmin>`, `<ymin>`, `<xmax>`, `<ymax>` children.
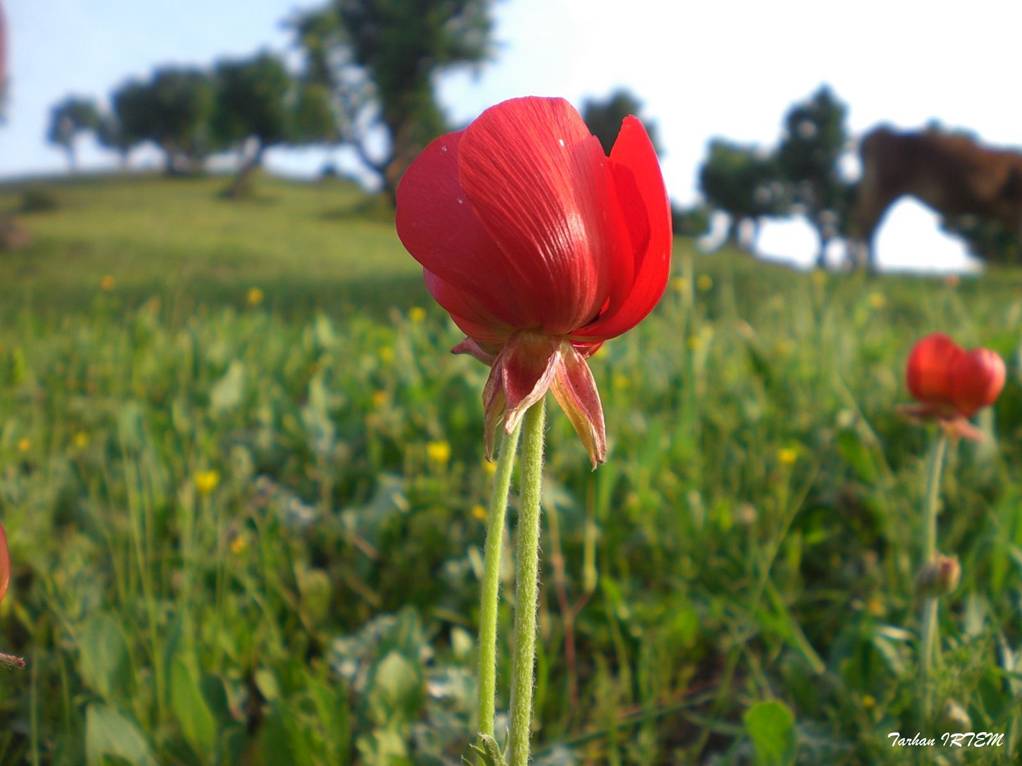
<box><xmin>698</xmin><ymin>139</ymin><xmax>787</xmax><ymax>245</ymax></box>
<box><xmin>582</xmin><ymin>88</ymin><xmax>662</xmax><ymax>156</ymax></box>
<box><xmin>290</xmin><ymin>0</ymin><xmax>496</xmax><ymax>200</ymax></box>
<box><xmin>744</xmin><ymin>700</ymin><xmax>796</xmax><ymax>766</ymax></box>
<box><xmin>46</xmin><ymin>95</ymin><xmax>101</xmax><ymax>170</ymax></box>
<box><xmin>212</xmin><ymin>52</ymin><xmax>292</xmax><ymax>153</ymax></box>
<box><xmin>112</xmin><ymin>67</ymin><xmax>214</xmax><ymax>173</ymax></box>
<box><xmin>777</xmin><ymin>85</ymin><xmax>853</xmax><ymax>263</ymax></box>
<box><xmin>3</xmin><ymin>176</ymin><xmax>1022</xmax><ymax>763</ymax></box>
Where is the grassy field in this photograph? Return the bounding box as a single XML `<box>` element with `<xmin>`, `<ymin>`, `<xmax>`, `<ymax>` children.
<box><xmin>1</xmin><ymin>173</ymin><xmax>1022</xmax><ymax>765</ymax></box>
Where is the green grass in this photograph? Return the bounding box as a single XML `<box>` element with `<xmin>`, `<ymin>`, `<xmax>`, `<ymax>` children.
<box><xmin>1</xmin><ymin>173</ymin><xmax>1022</xmax><ymax>764</ymax></box>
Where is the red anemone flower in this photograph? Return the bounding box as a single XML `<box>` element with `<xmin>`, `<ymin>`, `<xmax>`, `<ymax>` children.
<box><xmin>396</xmin><ymin>97</ymin><xmax>671</xmax><ymax>466</ymax></box>
<box><xmin>903</xmin><ymin>333</ymin><xmax>1006</xmax><ymax>440</ymax></box>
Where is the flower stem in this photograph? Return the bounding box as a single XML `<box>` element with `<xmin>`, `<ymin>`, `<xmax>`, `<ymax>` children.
<box><xmin>508</xmin><ymin>398</ymin><xmax>546</xmax><ymax>766</ymax></box>
<box><xmin>477</xmin><ymin>421</ymin><xmax>522</xmax><ymax>738</ymax></box>
<box><xmin>919</xmin><ymin>434</ymin><xmax>947</xmax><ymax>725</ymax></box>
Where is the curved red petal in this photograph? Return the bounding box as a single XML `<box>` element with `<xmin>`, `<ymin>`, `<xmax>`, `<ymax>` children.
<box><xmin>573</xmin><ymin>116</ymin><xmax>672</xmax><ymax>341</ymax></box>
<box><xmin>949</xmin><ymin>347</ymin><xmax>1005</xmax><ymax>417</ymax></box>
<box><xmin>396</xmin><ymin>131</ymin><xmax>533</xmax><ymax>328</ymax></box>
<box><xmin>423</xmin><ymin>270</ymin><xmax>513</xmax><ymax>346</ymax></box>
<box><xmin>906</xmin><ymin>333</ymin><xmax>962</xmax><ymax>406</ymax></box>
<box><xmin>458</xmin><ymin>97</ymin><xmax>631</xmax><ymax>334</ymax></box>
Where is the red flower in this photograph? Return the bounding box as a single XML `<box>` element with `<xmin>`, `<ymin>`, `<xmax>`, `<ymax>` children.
<box><xmin>903</xmin><ymin>333</ymin><xmax>1006</xmax><ymax>439</ymax></box>
<box><xmin>396</xmin><ymin>97</ymin><xmax>671</xmax><ymax>465</ymax></box>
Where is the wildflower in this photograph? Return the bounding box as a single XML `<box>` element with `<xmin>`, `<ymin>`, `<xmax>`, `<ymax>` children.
<box><xmin>99</xmin><ymin>275</ymin><xmax>115</xmax><ymax>291</ymax></box>
<box><xmin>471</xmin><ymin>504</ymin><xmax>488</xmax><ymax>521</ymax></box>
<box><xmin>672</xmin><ymin>276</ymin><xmax>689</xmax><ymax>293</ymax></box>
<box><xmin>902</xmin><ymin>333</ymin><xmax>1005</xmax><ymax>440</ymax></box>
<box><xmin>696</xmin><ymin>274</ymin><xmax>713</xmax><ymax>292</ymax></box>
<box><xmin>73</xmin><ymin>432</ymin><xmax>89</xmax><ymax>449</ymax></box>
<box><xmin>867</xmin><ymin>291</ymin><xmax>886</xmax><ymax>309</ymax></box>
<box><xmin>426</xmin><ymin>440</ymin><xmax>451</xmax><ymax>465</ymax></box>
<box><xmin>16</xmin><ymin>438</ymin><xmax>29</xmax><ymax>453</ymax></box>
<box><xmin>371</xmin><ymin>390</ymin><xmax>388</xmax><ymax>409</ymax></box>
<box><xmin>916</xmin><ymin>554</ymin><xmax>961</xmax><ymax>597</ymax></box>
<box><xmin>247</xmin><ymin>287</ymin><xmax>264</xmax><ymax>306</ymax></box>
<box><xmin>481</xmin><ymin>459</ymin><xmax>497</xmax><ymax>477</ymax></box>
<box><xmin>409</xmin><ymin>306</ymin><xmax>426</xmax><ymax>323</ymax></box>
<box><xmin>230</xmin><ymin>534</ymin><xmax>249</xmax><ymax>556</ymax></box>
<box><xmin>378</xmin><ymin>345</ymin><xmax>395</xmax><ymax>364</ymax></box>
<box><xmin>194</xmin><ymin>469</ymin><xmax>220</xmax><ymax>495</ymax></box>
<box><xmin>777</xmin><ymin>446</ymin><xmax>798</xmax><ymax>466</ymax></box>
<box><xmin>396</xmin><ymin>97</ymin><xmax>671</xmax><ymax>466</ymax></box>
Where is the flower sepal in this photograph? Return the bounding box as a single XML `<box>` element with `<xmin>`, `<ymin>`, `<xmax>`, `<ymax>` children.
<box><xmin>474</xmin><ymin>332</ymin><xmax>607</xmax><ymax>468</ymax></box>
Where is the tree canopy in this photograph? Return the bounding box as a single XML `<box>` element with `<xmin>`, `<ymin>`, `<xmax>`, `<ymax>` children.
<box><xmin>290</xmin><ymin>0</ymin><xmax>496</xmax><ymax>202</ymax></box>
<box><xmin>46</xmin><ymin>96</ymin><xmax>101</xmax><ymax>171</ymax></box>
<box><xmin>698</xmin><ymin>139</ymin><xmax>787</xmax><ymax>247</ymax></box>
<box><xmin>582</xmin><ymin>88</ymin><xmax>662</xmax><ymax>156</ymax></box>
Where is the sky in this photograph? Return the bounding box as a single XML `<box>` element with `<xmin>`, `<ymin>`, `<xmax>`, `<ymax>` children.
<box><xmin>4</xmin><ymin>0</ymin><xmax>1022</xmax><ymax>271</ymax></box>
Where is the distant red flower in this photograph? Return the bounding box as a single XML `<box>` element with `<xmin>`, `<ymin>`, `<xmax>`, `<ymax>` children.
<box><xmin>903</xmin><ymin>333</ymin><xmax>1006</xmax><ymax>440</ymax></box>
<box><xmin>396</xmin><ymin>97</ymin><xmax>671</xmax><ymax>465</ymax></box>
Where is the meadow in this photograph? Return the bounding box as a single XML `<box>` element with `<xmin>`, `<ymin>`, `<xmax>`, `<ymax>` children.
<box><xmin>1</xmin><ymin>174</ymin><xmax>1021</xmax><ymax>765</ymax></box>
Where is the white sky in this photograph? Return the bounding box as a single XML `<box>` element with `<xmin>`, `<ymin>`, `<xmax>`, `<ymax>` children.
<box><xmin>4</xmin><ymin>0</ymin><xmax>1021</xmax><ymax>271</ymax></box>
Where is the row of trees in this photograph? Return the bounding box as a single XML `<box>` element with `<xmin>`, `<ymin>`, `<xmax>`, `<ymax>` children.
<box><xmin>697</xmin><ymin>86</ymin><xmax>853</xmax><ymax>267</ymax></box>
<box><xmin>47</xmin><ymin>0</ymin><xmax>500</xmax><ymax>201</ymax></box>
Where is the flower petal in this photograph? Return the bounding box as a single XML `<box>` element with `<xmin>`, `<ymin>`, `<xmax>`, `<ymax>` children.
<box><xmin>906</xmin><ymin>333</ymin><xmax>963</xmax><ymax>406</ymax></box>
<box><xmin>551</xmin><ymin>343</ymin><xmax>607</xmax><ymax>467</ymax></box>
<box><xmin>396</xmin><ymin>131</ymin><xmax>533</xmax><ymax>328</ymax></box>
<box><xmin>574</xmin><ymin>116</ymin><xmax>672</xmax><ymax>341</ymax></box>
<box><xmin>458</xmin><ymin>97</ymin><xmax>631</xmax><ymax>334</ymax></box>
<box><xmin>949</xmin><ymin>348</ymin><xmax>1006</xmax><ymax>417</ymax></box>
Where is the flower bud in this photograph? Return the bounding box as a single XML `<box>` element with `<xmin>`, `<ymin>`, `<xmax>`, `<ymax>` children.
<box><xmin>949</xmin><ymin>348</ymin><xmax>1006</xmax><ymax>418</ymax></box>
<box><xmin>906</xmin><ymin>333</ymin><xmax>961</xmax><ymax>407</ymax></box>
<box><xmin>916</xmin><ymin>554</ymin><xmax>961</xmax><ymax>597</ymax></box>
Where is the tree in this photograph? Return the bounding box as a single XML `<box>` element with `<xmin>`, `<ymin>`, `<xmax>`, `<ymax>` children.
<box><xmin>95</xmin><ymin>113</ymin><xmax>133</xmax><ymax>168</ymax></box>
<box><xmin>46</xmin><ymin>96</ymin><xmax>100</xmax><ymax>171</ymax></box>
<box><xmin>698</xmin><ymin>139</ymin><xmax>787</xmax><ymax>249</ymax></box>
<box><xmin>211</xmin><ymin>52</ymin><xmax>338</xmax><ymax>197</ymax></box>
<box><xmin>777</xmin><ymin>85</ymin><xmax>852</xmax><ymax>268</ymax></box>
<box><xmin>582</xmin><ymin>88</ymin><xmax>663</xmax><ymax>156</ymax></box>
<box><xmin>290</xmin><ymin>0</ymin><xmax>496</xmax><ymax>204</ymax></box>
<box><xmin>112</xmin><ymin>67</ymin><xmax>214</xmax><ymax>174</ymax></box>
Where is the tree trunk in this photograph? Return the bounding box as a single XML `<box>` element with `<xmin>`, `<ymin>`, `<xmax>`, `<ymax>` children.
<box><xmin>225</xmin><ymin>141</ymin><xmax>265</xmax><ymax>199</ymax></box>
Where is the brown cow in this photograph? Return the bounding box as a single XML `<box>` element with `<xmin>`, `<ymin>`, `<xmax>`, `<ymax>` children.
<box><xmin>852</xmin><ymin>125</ymin><xmax>1022</xmax><ymax>269</ymax></box>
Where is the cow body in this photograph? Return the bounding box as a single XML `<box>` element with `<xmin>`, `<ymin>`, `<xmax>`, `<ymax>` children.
<box><xmin>853</xmin><ymin>126</ymin><xmax>1022</xmax><ymax>268</ymax></box>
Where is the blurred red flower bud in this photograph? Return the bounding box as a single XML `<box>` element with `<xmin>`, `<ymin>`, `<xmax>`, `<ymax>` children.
<box><xmin>903</xmin><ymin>333</ymin><xmax>1006</xmax><ymax>439</ymax></box>
<box><xmin>396</xmin><ymin>97</ymin><xmax>672</xmax><ymax>465</ymax></box>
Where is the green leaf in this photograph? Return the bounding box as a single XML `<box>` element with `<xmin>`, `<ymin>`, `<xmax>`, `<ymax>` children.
<box><xmin>210</xmin><ymin>360</ymin><xmax>245</xmax><ymax>414</ymax></box>
<box><xmin>85</xmin><ymin>704</ymin><xmax>157</xmax><ymax>766</ymax></box>
<box><xmin>169</xmin><ymin>657</ymin><xmax>217</xmax><ymax>756</ymax></box>
<box><xmin>744</xmin><ymin>700</ymin><xmax>796</xmax><ymax>766</ymax></box>
<box><xmin>79</xmin><ymin>614</ymin><xmax>132</xmax><ymax>700</ymax></box>
<box><xmin>464</xmin><ymin>734</ymin><xmax>506</xmax><ymax>766</ymax></box>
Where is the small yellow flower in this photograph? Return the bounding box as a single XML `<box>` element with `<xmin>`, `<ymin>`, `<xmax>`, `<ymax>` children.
<box><xmin>774</xmin><ymin>339</ymin><xmax>794</xmax><ymax>357</ymax></box>
<box><xmin>371</xmin><ymin>390</ymin><xmax>388</xmax><ymax>409</ymax></box>
<box><xmin>612</xmin><ymin>372</ymin><xmax>630</xmax><ymax>391</ymax></box>
<box><xmin>672</xmin><ymin>276</ymin><xmax>690</xmax><ymax>293</ymax></box>
<box><xmin>426</xmin><ymin>440</ymin><xmax>451</xmax><ymax>465</ymax></box>
<box><xmin>687</xmin><ymin>334</ymin><xmax>703</xmax><ymax>351</ymax></box>
<box><xmin>99</xmin><ymin>275</ymin><xmax>116</xmax><ymax>292</ymax></box>
<box><xmin>378</xmin><ymin>345</ymin><xmax>395</xmax><ymax>364</ymax></box>
<box><xmin>409</xmin><ymin>306</ymin><xmax>426</xmax><ymax>324</ymax></box>
<box><xmin>810</xmin><ymin>270</ymin><xmax>827</xmax><ymax>288</ymax></box>
<box><xmin>777</xmin><ymin>447</ymin><xmax>798</xmax><ymax>466</ymax></box>
<box><xmin>696</xmin><ymin>274</ymin><xmax>713</xmax><ymax>292</ymax></box>
<box><xmin>194</xmin><ymin>469</ymin><xmax>220</xmax><ymax>495</ymax></box>
<box><xmin>16</xmin><ymin>437</ymin><xmax>30</xmax><ymax>453</ymax></box>
<box><xmin>73</xmin><ymin>431</ymin><xmax>90</xmax><ymax>449</ymax></box>
<box><xmin>471</xmin><ymin>504</ymin><xmax>488</xmax><ymax>521</ymax></box>
<box><xmin>247</xmin><ymin>287</ymin><xmax>264</xmax><ymax>307</ymax></box>
<box><xmin>230</xmin><ymin>535</ymin><xmax>249</xmax><ymax>555</ymax></box>
<box><xmin>866</xmin><ymin>595</ymin><xmax>885</xmax><ymax>616</ymax></box>
<box><xmin>482</xmin><ymin>459</ymin><xmax>497</xmax><ymax>477</ymax></box>
<box><xmin>867</xmin><ymin>291</ymin><xmax>886</xmax><ymax>309</ymax></box>
<box><xmin>861</xmin><ymin>694</ymin><xmax>876</xmax><ymax>710</ymax></box>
